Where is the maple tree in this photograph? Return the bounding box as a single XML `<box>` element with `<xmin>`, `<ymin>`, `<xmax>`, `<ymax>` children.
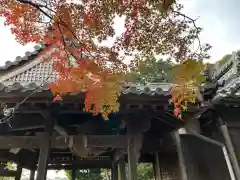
<box><xmin>0</xmin><ymin>0</ymin><xmax>211</xmax><ymax>119</ymax></box>
<box><xmin>128</xmin><ymin>56</ymin><xmax>206</xmax><ymax>117</ymax></box>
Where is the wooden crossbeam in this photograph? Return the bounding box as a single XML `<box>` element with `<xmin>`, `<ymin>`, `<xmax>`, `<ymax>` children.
<box><xmin>0</xmin><ymin>136</ymin><xmax>65</xmax><ymax>149</ymax></box>
<box><xmin>0</xmin><ymin>134</ymin><xmax>164</xmax><ymax>152</ymax></box>
<box><xmin>0</xmin><ymin>170</ymin><xmax>18</xmax><ymax>177</ymax></box>
<box><xmin>0</xmin><ymin>135</ymin><xmax>164</xmax><ymax>152</ymax></box>
<box><xmin>84</xmin><ymin>135</ymin><xmax>127</xmax><ymax>148</ymax></box>
<box><xmin>48</xmin><ymin>159</ymin><xmax>111</xmax><ymax>166</ymax></box>
<box><xmin>0</xmin><ymin>135</ymin><xmax>128</xmax><ymax>149</ymax></box>
<box><xmin>47</xmin><ymin>163</ymin><xmax>112</xmax><ymax>170</ymax></box>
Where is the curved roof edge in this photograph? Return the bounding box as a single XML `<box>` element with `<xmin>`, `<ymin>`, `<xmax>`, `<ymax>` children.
<box><xmin>0</xmin><ymin>44</ymin><xmax>47</xmax><ymax>71</ymax></box>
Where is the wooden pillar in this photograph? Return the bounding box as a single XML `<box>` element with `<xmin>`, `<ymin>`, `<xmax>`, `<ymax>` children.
<box><xmin>71</xmin><ymin>168</ymin><xmax>76</xmax><ymax>180</ymax></box>
<box><xmin>118</xmin><ymin>157</ymin><xmax>126</xmax><ymax>180</ymax></box>
<box><xmin>174</xmin><ymin>130</ymin><xmax>188</xmax><ymax>180</ymax></box>
<box><xmin>127</xmin><ymin>135</ymin><xmax>137</xmax><ymax>180</ymax></box>
<box><xmin>153</xmin><ymin>162</ymin><xmax>157</xmax><ymax>180</ymax></box>
<box><xmin>154</xmin><ymin>152</ymin><xmax>162</xmax><ymax>180</ymax></box>
<box><xmin>124</xmin><ymin>114</ymin><xmax>147</xmax><ymax>180</ymax></box>
<box><xmin>0</xmin><ymin>162</ymin><xmax>5</xmax><ymax>171</ymax></box>
<box><xmin>111</xmin><ymin>161</ymin><xmax>118</xmax><ymax>180</ymax></box>
<box><xmin>15</xmin><ymin>165</ymin><xmax>22</xmax><ymax>180</ymax></box>
<box><xmin>218</xmin><ymin>119</ymin><xmax>240</xmax><ymax>180</ymax></box>
<box><xmin>36</xmin><ymin>117</ymin><xmax>53</xmax><ymax>180</ymax></box>
<box><xmin>30</xmin><ymin>170</ymin><xmax>35</xmax><ymax>180</ymax></box>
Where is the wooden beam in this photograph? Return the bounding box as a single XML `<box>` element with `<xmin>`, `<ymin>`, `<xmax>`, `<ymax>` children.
<box><xmin>0</xmin><ymin>151</ymin><xmax>20</xmax><ymax>162</ymax></box>
<box><xmin>50</xmin><ymin>154</ymin><xmax>110</xmax><ymax>161</ymax></box>
<box><xmin>118</xmin><ymin>157</ymin><xmax>126</xmax><ymax>180</ymax></box>
<box><xmin>49</xmin><ymin>159</ymin><xmax>111</xmax><ymax>166</ymax></box>
<box><xmin>174</xmin><ymin>130</ymin><xmax>188</xmax><ymax>180</ymax></box>
<box><xmin>0</xmin><ymin>136</ymin><xmax>66</xmax><ymax>149</ymax></box>
<box><xmin>36</xmin><ymin>116</ymin><xmax>54</xmax><ymax>180</ymax></box>
<box><xmin>111</xmin><ymin>161</ymin><xmax>118</xmax><ymax>180</ymax></box>
<box><xmin>0</xmin><ymin>96</ymin><xmax>171</xmax><ymax>108</ymax></box>
<box><xmin>0</xmin><ymin>135</ymin><xmax>164</xmax><ymax>152</ymax></box>
<box><xmin>47</xmin><ymin>163</ymin><xmax>112</xmax><ymax>170</ymax></box>
<box><xmin>154</xmin><ymin>152</ymin><xmax>162</xmax><ymax>180</ymax></box>
<box><xmin>127</xmin><ymin>135</ymin><xmax>137</xmax><ymax>180</ymax></box>
<box><xmin>0</xmin><ymin>135</ymin><xmax>127</xmax><ymax>149</ymax></box>
<box><xmin>0</xmin><ymin>170</ymin><xmax>18</xmax><ymax>177</ymax></box>
<box><xmin>1</xmin><ymin>114</ymin><xmax>44</xmax><ymax>132</ymax></box>
<box><xmin>15</xmin><ymin>165</ymin><xmax>22</xmax><ymax>180</ymax></box>
<box><xmin>218</xmin><ymin>118</ymin><xmax>240</xmax><ymax>180</ymax></box>
<box><xmin>84</xmin><ymin>135</ymin><xmax>127</xmax><ymax>148</ymax></box>
<box><xmin>8</xmin><ymin>125</ymin><xmax>44</xmax><ymax>132</ymax></box>
<box><xmin>71</xmin><ymin>167</ymin><xmax>76</xmax><ymax>180</ymax></box>
<box><xmin>29</xmin><ymin>170</ymin><xmax>35</xmax><ymax>180</ymax></box>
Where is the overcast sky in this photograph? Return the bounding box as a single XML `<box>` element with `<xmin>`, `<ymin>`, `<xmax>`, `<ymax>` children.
<box><xmin>181</xmin><ymin>0</ymin><xmax>240</xmax><ymax>63</ymax></box>
<box><xmin>0</xmin><ymin>0</ymin><xmax>240</xmax><ymax>66</ymax></box>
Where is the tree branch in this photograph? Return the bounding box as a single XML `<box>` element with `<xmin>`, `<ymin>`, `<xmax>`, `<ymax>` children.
<box><xmin>16</xmin><ymin>0</ymin><xmax>53</xmax><ymax>20</ymax></box>
<box><xmin>172</xmin><ymin>10</ymin><xmax>203</xmax><ymax>54</ymax></box>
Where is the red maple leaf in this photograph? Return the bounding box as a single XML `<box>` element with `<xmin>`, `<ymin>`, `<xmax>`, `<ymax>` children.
<box><xmin>53</xmin><ymin>94</ymin><xmax>62</xmax><ymax>102</ymax></box>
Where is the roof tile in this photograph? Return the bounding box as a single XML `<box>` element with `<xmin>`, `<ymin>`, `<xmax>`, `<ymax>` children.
<box><xmin>0</xmin><ymin>44</ymin><xmax>46</xmax><ymax>70</ymax></box>
<box><xmin>0</xmin><ymin>80</ymin><xmax>174</xmax><ymax>96</ymax></box>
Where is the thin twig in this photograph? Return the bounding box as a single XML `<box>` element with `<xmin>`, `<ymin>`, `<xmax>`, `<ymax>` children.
<box><xmin>172</xmin><ymin>10</ymin><xmax>202</xmax><ymax>54</ymax></box>
<box><xmin>16</xmin><ymin>0</ymin><xmax>54</xmax><ymax>20</ymax></box>
<box><xmin>15</xmin><ymin>0</ymin><xmax>120</xmax><ymax>65</ymax></box>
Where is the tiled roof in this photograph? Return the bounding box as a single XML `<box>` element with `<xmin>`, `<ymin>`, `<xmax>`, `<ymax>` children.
<box><xmin>0</xmin><ymin>49</ymin><xmax>174</xmax><ymax>95</ymax></box>
<box><xmin>0</xmin><ymin>81</ymin><xmax>174</xmax><ymax>96</ymax></box>
<box><xmin>122</xmin><ymin>83</ymin><xmax>173</xmax><ymax>95</ymax></box>
<box><xmin>4</xmin><ymin>45</ymin><xmax>240</xmax><ymax>99</ymax></box>
<box><xmin>2</xmin><ymin>60</ymin><xmax>57</xmax><ymax>85</ymax></box>
<box><xmin>215</xmin><ymin>77</ymin><xmax>240</xmax><ymax>100</ymax></box>
<box><xmin>212</xmin><ymin>50</ymin><xmax>240</xmax><ymax>105</ymax></box>
<box><xmin>0</xmin><ymin>44</ymin><xmax>46</xmax><ymax>70</ymax></box>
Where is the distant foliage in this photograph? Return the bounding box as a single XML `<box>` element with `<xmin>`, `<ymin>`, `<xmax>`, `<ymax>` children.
<box><xmin>66</xmin><ymin>169</ymin><xmax>102</xmax><ymax>180</ymax></box>
<box><xmin>128</xmin><ymin>57</ymin><xmax>174</xmax><ymax>84</ymax></box>
<box><xmin>65</xmin><ymin>164</ymin><xmax>154</xmax><ymax>180</ymax></box>
<box><xmin>0</xmin><ymin>0</ymin><xmax>210</xmax><ymax>119</ymax></box>
<box><xmin>137</xmin><ymin>163</ymin><xmax>154</xmax><ymax>180</ymax></box>
<box><xmin>218</xmin><ymin>54</ymin><xmax>231</xmax><ymax>65</ymax></box>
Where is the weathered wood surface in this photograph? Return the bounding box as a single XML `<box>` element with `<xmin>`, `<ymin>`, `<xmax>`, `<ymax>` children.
<box><xmin>111</xmin><ymin>161</ymin><xmax>118</xmax><ymax>180</ymax></box>
<box><xmin>71</xmin><ymin>168</ymin><xmax>76</xmax><ymax>180</ymax></box>
<box><xmin>0</xmin><ymin>135</ymin><xmax>163</xmax><ymax>150</ymax></box>
<box><xmin>155</xmin><ymin>152</ymin><xmax>162</xmax><ymax>180</ymax></box>
<box><xmin>0</xmin><ymin>135</ymin><xmax>127</xmax><ymax>149</ymax></box>
<box><xmin>36</xmin><ymin>118</ymin><xmax>53</xmax><ymax>180</ymax></box>
<box><xmin>218</xmin><ymin>119</ymin><xmax>240</xmax><ymax>180</ymax></box>
<box><xmin>30</xmin><ymin>170</ymin><xmax>35</xmax><ymax>180</ymax></box>
<box><xmin>127</xmin><ymin>135</ymin><xmax>138</xmax><ymax>180</ymax></box>
<box><xmin>15</xmin><ymin>165</ymin><xmax>22</xmax><ymax>180</ymax></box>
<box><xmin>47</xmin><ymin>163</ymin><xmax>112</xmax><ymax>170</ymax></box>
<box><xmin>84</xmin><ymin>135</ymin><xmax>127</xmax><ymax>148</ymax></box>
<box><xmin>0</xmin><ymin>170</ymin><xmax>19</xmax><ymax>177</ymax></box>
<box><xmin>174</xmin><ymin>130</ymin><xmax>188</xmax><ymax>180</ymax></box>
<box><xmin>119</xmin><ymin>157</ymin><xmax>126</xmax><ymax>180</ymax></box>
<box><xmin>0</xmin><ymin>93</ymin><xmax>171</xmax><ymax>105</ymax></box>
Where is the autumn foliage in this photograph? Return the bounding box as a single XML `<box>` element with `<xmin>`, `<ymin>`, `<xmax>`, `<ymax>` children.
<box><xmin>0</xmin><ymin>0</ymin><xmax>210</xmax><ymax>119</ymax></box>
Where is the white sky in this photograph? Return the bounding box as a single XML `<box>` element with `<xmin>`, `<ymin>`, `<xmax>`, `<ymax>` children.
<box><xmin>1</xmin><ymin>0</ymin><xmax>240</xmax><ymax>66</ymax></box>
<box><xmin>181</xmin><ymin>0</ymin><xmax>240</xmax><ymax>63</ymax></box>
